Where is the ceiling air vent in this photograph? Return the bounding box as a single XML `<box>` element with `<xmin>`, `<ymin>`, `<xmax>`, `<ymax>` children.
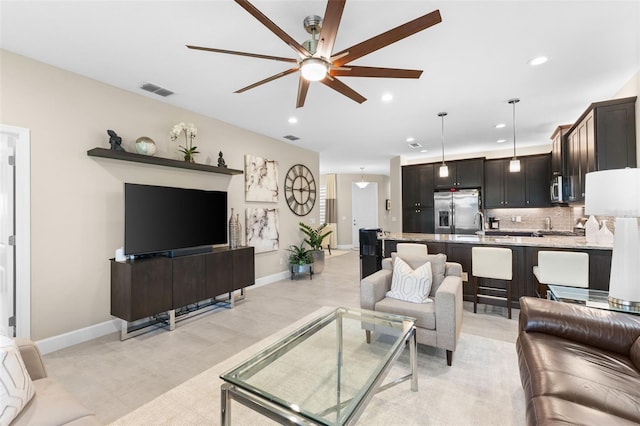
<box><xmin>140</xmin><ymin>82</ymin><xmax>174</xmax><ymax>97</ymax></box>
<box><xmin>283</xmin><ymin>135</ymin><xmax>300</xmax><ymax>141</ymax></box>
<box><xmin>409</xmin><ymin>142</ymin><xmax>422</xmax><ymax>148</ymax></box>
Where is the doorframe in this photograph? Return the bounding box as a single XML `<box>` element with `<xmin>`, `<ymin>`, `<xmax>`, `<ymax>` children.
<box><xmin>1</xmin><ymin>125</ymin><xmax>31</xmax><ymax>338</ymax></box>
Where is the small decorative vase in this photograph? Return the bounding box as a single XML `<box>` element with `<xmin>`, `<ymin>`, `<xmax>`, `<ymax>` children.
<box><xmin>585</xmin><ymin>215</ymin><xmax>599</xmax><ymax>243</ymax></box>
<box><xmin>229</xmin><ymin>208</ymin><xmax>238</xmax><ymax>249</ymax></box>
<box><xmin>135</xmin><ymin>136</ymin><xmax>156</xmax><ymax>156</ymax></box>
<box><xmin>184</xmin><ymin>153</ymin><xmax>195</xmax><ymax>163</ymax></box>
<box><xmin>596</xmin><ymin>219</ymin><xmax>614</xmax><ymax>245</ymax></box>
<box><xmin>235</xmin><ymin>213</ymin><xmax>242</xmax><ymax>247</ymax></box>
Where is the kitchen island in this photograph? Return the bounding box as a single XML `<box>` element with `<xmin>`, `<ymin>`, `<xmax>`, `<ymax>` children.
<box><xmin>380</xmin><ymin>233</ymin><xmax>613</xmax><ymax>310</ymax></box>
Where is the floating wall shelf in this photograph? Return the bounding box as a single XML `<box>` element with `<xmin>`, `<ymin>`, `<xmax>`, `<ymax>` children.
<box><xmin>87</xmin><ymin>148</ymin><xmax>243</xmax><ymax>175</ymax></box>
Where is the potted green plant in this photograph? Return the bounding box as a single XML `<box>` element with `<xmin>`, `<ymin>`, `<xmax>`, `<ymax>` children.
<box><xmin>286</xmin><ymin>243</ymin><xmax>314</xmax><ymax>277</ymax></box>
<box><xmin>299</xmin><ymin>222</ymin><xmax>333</xmax><ymax>274</ymax></box>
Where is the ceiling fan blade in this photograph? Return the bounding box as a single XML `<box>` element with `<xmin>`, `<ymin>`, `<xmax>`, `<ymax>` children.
<box><xmin>316</xmin><ymin>0</ymin><xmax>346</xmax><ymax>59</ymax></box>
<box><xmin>296</xmin><ymin>76</ymin><xmax>310</xmax><ymax>108</ymax></box>
<box><xmin>234</xmin><ymin>67</ymin><xmax>299</xmax><ymax>93</ymax></box>
<box><xmin>186</xmin><ymin>45</ymin><xmax>297</xmax><ymax>63</ymax></box>
<box><xmin>331</xmin><ymin>66</ymin><xmax>423</xmax><ymax>79</ymax></box>
<box><xmin>235</xmin><ymin>0</ymin><xmax>310</xmax><ymax>58</ymax></box>
<box><xmin>332</xmin><ymin>9</ymin><xmax>442</xmax><ymax>67</ymax></box>
<box><xmin>320</xmin><ymin>77</ymin><xmax>366</xmax><ymax>104</ymax></box>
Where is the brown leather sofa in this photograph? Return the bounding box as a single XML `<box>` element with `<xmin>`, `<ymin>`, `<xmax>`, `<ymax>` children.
<box><xmin>516</xmin><ymin>297</ymin><xmax>640</xmax><ymax>426</ymax></box>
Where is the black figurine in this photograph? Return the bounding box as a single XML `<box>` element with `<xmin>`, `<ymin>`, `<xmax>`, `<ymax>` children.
<box><xmin>107</xmin><ymin>130</ymin><xmax>125</xmax><ymax>151</ymax></box>
<box><xmin>217</xmin><ymin>151</ymin><xmax>227</xmax><ymax>168</ymax></box>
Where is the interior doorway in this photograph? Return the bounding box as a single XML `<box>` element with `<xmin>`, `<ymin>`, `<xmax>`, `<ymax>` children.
<box><xmin>352</xmin><ymin>182</ymin><xmax>378</xmax><ymax>248</ymax></box>
<box><xmin>0</xmin><ymin>125</ymin><xmax>30</xmax><ymax>338</ymax></box>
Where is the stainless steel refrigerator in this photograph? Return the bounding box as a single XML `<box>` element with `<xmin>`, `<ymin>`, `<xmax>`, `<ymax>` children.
<box><xmin>434</xmin><ymin>189</ymin><xmax>481</xmax><ymax>234</ymax></box>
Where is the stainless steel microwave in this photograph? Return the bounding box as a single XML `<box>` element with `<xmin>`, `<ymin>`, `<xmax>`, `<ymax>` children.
<box><xmin>550</xmin><ymin>176</ymin><xmax>564</xmax><ymax>203</ymax></box>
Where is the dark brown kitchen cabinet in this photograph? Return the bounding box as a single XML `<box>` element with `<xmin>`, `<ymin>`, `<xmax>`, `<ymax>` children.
<box><xmin>402</xmin><ymin>164</ymin><xmax>434</xmax><ymax>208</ymax></box>
<box><xmin>524</xmin><ymin>154</ymin><xmax>551</xmax><ymax>207</ymax></box>
<box><xmin>565</xmin><ymin>96</ymin><xmax>637</xmax><ymax>203</ymax></box>
<box><xmin>434</xmin><ymin>158</ymin><xmax>484</xmax><ymax>189</ymax></box>
<box><xmin>484</xmin><ymin>155</ymin><xmax>549</xmax><ymax>208</ymax></box>
<box><xmin>484</xmin><ymin>158</ymin><xmax>525</xmax><ymax>208</ymax></box>
<box><xmin>402</xmin><ymin>164</ymin><xmax>435</xmax><ymax>233</ymax></box>
<box><xmin>550</xmin><ymin>124</ymin><xmax>571</xmax><ymax>176</ymax></box>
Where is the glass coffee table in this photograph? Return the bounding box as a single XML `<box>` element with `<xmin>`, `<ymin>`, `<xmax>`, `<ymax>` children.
<box><xmin>220</xmin><ymin>307</ymin><xmax>417</xmax><ymax>425</ymax></box>
<box><xmin>547</xmin><ymin>285</ymin><xmax>640</xmax><ymax>315</ymax></box>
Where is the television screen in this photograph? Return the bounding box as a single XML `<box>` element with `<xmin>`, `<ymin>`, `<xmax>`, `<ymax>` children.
<box><xmin>124</xmin><ymin>183</ymin><xmax>227</xmax><ymax>256</ymax></box>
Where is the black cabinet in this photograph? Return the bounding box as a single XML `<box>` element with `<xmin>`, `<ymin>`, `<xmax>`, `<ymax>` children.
<box><xmin>402</xmin><ymin>164</ymin><xmax>434</xmax><ymax>208</ymax></box>
<box><xmin>550</xmin><ymin>125</ymin><xmax>571</xmax><ymax>176</ymax></box>
<box><xmin>484</xmin><ymin>158</ymin><xmax>525</xmax><ymax>208</ymax></box>
<box><xmin>110</xmin><ymin>246</ymin><xmax>255</xmax><ymax>322</ymax></box>
<box><xmin>524</xmin><ymin>154</ymin><xmax>551</xmax><ymax>207</ymax></box>
<box><xmin>402</xmin><ymin>164</ymin><xmax>434</xmax><ymax>233</ymax></box>
<box><xmin>434</xmin><ymin>158</ymin><xmax>484</xmax><ymax>189</ymax></box>
<box><xmin>484</xmin><ymin>155</ymin><xmax>550</xmax><ymax>208</ymax></box>
<box><xmin>565</xmin><ymin>96</ymin><xmax>637</xmax><ymax>203</ymax></box>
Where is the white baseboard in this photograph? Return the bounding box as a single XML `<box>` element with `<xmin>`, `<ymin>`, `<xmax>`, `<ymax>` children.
<box><xmin>36</xmin><ymin>270</ymin><xmax>292</xmax><ymax>355</ymax></box>
<box><xmin>36</xmin><ymin>319</ymin><xmax>120</xmax><ymax>355</ymax></box>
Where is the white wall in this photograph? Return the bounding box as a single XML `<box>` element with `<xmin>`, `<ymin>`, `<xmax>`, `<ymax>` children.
<box><xmin>0</xmin><ymin>49</ymin><xmax>319</xmax><ymax>340</ymax></box>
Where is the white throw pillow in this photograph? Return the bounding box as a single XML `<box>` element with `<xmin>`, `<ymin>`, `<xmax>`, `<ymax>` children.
<box><xmin>386</xmin><ymin>257</ymin><xmax>434</xmax><ymax>303</ymax></box>
<box><xmin>0</xmin><ymin>336</ymin><xmax>35</xmax><ymax>426</ymax></box>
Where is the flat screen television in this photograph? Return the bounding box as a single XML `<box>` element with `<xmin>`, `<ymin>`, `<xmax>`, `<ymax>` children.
<box><xmin>124</xmin><ymin>183</ymin><xmax>227</xmax><ymax>256</ymax></box>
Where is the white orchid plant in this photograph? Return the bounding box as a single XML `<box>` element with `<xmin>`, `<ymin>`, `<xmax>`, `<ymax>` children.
<box><xmin>170</xmin><ymin>122</ymin><xmax>199</xmax><ymax>162</ymax></box>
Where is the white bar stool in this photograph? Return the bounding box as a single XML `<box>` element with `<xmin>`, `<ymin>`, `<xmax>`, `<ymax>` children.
<box><xmin>396</xmin><ymin>243</ymin><xmax>428</xmax><ymax>258</ymax></box>
<box><xmin>533</xmin><ymin>251</ymin><xmax>589</xmax><ymax>297</ymax></box>
<box><xmin>472</xmin><ymin>247</ymin><xmax>513</xmax><ymax>319</ymax></box>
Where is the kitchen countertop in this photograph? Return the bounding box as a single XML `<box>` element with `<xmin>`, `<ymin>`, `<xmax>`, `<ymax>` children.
<box><xmin>382</xmin><ymin>232</ymin><xmax>612</xmax><ymax>250</ymax></box>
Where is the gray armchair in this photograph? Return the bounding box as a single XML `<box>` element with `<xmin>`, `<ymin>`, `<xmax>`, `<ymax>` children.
<box><xmin>360</xmin><ymin>252</ymin><xmax>463</xmax><ymax>366</ymax></box>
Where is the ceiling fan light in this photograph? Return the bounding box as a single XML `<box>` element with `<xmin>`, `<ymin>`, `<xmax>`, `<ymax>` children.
<box><xmin>300</xmin><ymin>58</ymin><xmax>328</xmax><ymax>81</ymax></box>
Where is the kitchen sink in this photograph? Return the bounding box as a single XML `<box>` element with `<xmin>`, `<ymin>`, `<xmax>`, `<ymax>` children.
<box><xmin>483</xmin><ymin>230</ymin><xmax>543</xmax><ymax>237</ymax></box>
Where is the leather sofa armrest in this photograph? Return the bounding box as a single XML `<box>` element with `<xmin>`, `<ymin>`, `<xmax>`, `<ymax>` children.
<box><xmin>360</xmin><ymin>269</ymin><xmax>392</xmax><ymax>311</ymax></box>
<box><xmin>14</xmin><ymin>338</ymin><xmax>48</xmax><ymax>380</ymax></box>
<box><xmin>435</xmin><ymin>276</ymin><xmax>463</xmax><ymax>350</ymax></box>
<box><xmin>519</xmin><ymin>296</ymin><xmax>640</xmax><ymax>356</ymax></box>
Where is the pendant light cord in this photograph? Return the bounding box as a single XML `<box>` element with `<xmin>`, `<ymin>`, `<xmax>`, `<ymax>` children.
<box><xmin>509</xmin><ymin>98</ymin><xmax>520</xmax><ymax>158</ymax></box>
<box><xmin>439</xmin><ymin>112</ymin><xmax>447</xmax><ymax>165</ymax></box>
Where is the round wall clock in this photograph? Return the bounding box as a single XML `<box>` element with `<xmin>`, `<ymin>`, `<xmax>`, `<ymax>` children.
<box><xmin>285</xmin><ymin>164</ymin><xmax>316</xmax><ymax>216</ymax></box>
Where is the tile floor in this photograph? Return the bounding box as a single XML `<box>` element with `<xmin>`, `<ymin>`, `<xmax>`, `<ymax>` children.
<box><xmin>43</xmin><ymin>250</ymin><xmax>519</xmax><ymax>424</ymax></box>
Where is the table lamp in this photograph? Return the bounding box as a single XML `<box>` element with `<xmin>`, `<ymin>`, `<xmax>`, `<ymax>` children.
<box><xmin>585</xmin><ymin>168</ymin><xmax>640</xmax><ymax>308</ymax></box>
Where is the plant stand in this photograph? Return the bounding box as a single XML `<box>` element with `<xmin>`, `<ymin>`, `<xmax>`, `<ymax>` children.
<box><xmin>290</xmin><ymin>264</ymin><xmax>314</xmax><ymax>280</ymax></box>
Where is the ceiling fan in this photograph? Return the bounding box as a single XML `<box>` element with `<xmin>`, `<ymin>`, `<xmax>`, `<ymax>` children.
<box><xmin>187</xmin><ymin>0</ymin><xmax>442</xmax><ymax>108</ymax></box>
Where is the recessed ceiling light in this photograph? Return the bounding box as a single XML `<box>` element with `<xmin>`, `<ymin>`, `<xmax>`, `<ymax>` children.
<box><xmin>529</xmin><ymin>56</ymin><xmax>548</xmax><ymax>66</ymax></box>
<box><xmin>495</xmin><ymin>123</ymin><xmax>506</xmax><ymax>129</ymax></box>
<box><xmin>420</xmin><ymin>149</ymin><xmax>428</xmax><ymax>153</ymax></box>
<box><xmin>406</xmin><ymin>137</ymin><xmax>415</xmax><ymax>142</ymax></box>
<box><xmin>381</xmin><ymin>93</ymin><xmax>393</xmax><ymax>102</ymax></box>
<box><xmin>497</xmin><ymin>139</ymin><xmax>507</xmax><ymax>143</ymax></box>
<box><xmin>288</xmin><ymin>117</ymin><xmax>298</xmax><ymax>124</ymax></box>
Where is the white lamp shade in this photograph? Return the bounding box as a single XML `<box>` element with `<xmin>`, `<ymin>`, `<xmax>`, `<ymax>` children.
<box><xmin>300</xmin><ymin>58</ymin><xmax>327</xmax><ymax>81</ymax></box>
<box><xmin>439</xmin><ymin>165</ymin><xmax>449</xmax><ymax>178</ymax></box>
<box><xmin>509</xmin><ymin>158</ymin><xmax>521</xmax><ymax>173</ymax></box>
<box><xmin>585</xmin><ymin>168</ymin><xmax>640</xmax><ymax>217</ymax></box>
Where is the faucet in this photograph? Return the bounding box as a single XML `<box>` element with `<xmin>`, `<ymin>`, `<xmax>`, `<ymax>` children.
<box><xmin>475</xmin><ymin>211</ymin><xmax>485</xmax><ymax>235</ymax></box>
<box><xmin>544</xmin><ymin>216</ymin><xmax>552</xmax><ymax>231</ymax></box>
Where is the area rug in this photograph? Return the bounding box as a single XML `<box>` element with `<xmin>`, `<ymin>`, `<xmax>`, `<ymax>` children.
<box><xmin>110</xmin><ymin>307</ymin><xmax>525</xmax><ymax>425</ymax></box>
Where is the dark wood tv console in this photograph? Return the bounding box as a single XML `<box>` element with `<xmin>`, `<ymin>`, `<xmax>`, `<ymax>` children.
<box><xmin>111</xmin><ymin>246</ymin><xmax>255</xmax><ymax>339</ymax></box>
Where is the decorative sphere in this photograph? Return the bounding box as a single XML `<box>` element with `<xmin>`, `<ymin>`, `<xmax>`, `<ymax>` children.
<box><xmin>135</xmin><ymin>136</ymin><xmax>156</xmax><ymax>156</ymax></box>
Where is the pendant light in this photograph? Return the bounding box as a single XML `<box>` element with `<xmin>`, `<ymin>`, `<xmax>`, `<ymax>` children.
<box><xmin>438</xmin><ymin>112</ymin><xmax>449</xmax><ymax>178</ymax></box>
<box><xmin>356</xmin><ymin>167</ymin><xmax>369</xmax><ymax>189</ymax></box>
<box><xmin>508</xmin><ymin>98</ymin><xmax>521</xmax><ymax>173</ymax></box>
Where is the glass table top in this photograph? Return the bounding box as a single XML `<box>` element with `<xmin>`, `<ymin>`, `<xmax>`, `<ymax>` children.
<box><xmin>220</xmin><ymin>307</ymin><xmax>415</xmax><ymax>425</ymax></box>
<box><xmin>547</xmin><ymin>285</ymin><xmax>640</xmax><ymax>315</ymax></box>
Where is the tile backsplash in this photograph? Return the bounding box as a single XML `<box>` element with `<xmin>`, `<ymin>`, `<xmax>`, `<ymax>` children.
<box><xmin>484</xmin><ymin>206</ymin><xmax>593</xmax><ymax>231</ymax></box>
